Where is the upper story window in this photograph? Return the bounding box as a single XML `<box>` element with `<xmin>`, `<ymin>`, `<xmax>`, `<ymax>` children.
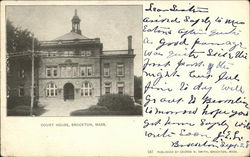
<box><xmin>47</xmin><ymin>51</ymin><xmax>57</xmax><ymax>57</ymax></box>
<box><xmin>46</xmin><ymin>66</ymin><xmax>57</xmax><ymax>77</ymax></box>
<box><xmin>19</xmin><ymin>69</ymin><xmax>25</xmax><ymax>78</ymax></box>
<box><xmin>59</xmin><ymin>50</ymin><xmax>74</xmax><ymax>56</ymax></box>
<box><xmin>80</xmin><ymin>65</ymin><xmax>93</xmax><ymax>77</ymax></box>
<box><xmin>87</xmin><ymin>65</ymin><xmax>92</xmax><ymax>76</ymax></box>
<box><xmin>103</xmin><ymin>63</ymin><xmax>110</xmax><ymax>77</ymax></box>
<box><xmin>53</xmin><ymin>68</ymin><xmax>57</xmax><ymax>77</ymax></box>
<box><xmin>47</xmin><ymin>68</ymin><xmax>51</xmax><ymax>77</ymax></box>
<box><xmin>19</xmin><ymin>85</ymin><xmax>24</xmax><ymax>97</ymax></box>
<box><xmin>117</xmin><ymin>63</ymin><xmax>124</xmax><ymax>76</ymax></box>
<box><xmin>80</xmin><ymin>66</ymin><xmax>86</xmax><ymax>76</ymax></box>
<box><xmin>80</xmin><ymin>50</ymin><xmax>92</xmax><ymax>56</ymax></box>
<box><xmin>86</xmin><ymin>51</ymin><xmax>92</xmax><ymax>56</ymax></box>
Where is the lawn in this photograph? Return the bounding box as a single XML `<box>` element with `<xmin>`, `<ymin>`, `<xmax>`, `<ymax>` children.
<box><xmin>70</xmin><ymin>105</ymin><xmax>142</xmax><ymax>116</ymax></box>
<box><xmin>7</xmin><ymin>105</ymin><xmax>47</xmax><ymax>116</ymax></box>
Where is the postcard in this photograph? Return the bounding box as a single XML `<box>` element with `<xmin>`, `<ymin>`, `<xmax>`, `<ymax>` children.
<box><xmin>1</xmin><ymin>1</ymin><xmax>249</xmax><ymax>156</ymax></box>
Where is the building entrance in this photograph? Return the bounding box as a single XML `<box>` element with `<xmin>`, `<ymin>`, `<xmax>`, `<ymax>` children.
<box><xmin>64</xmin><ymin>83</ymin><xmax>74</xmax><ymax>100</ymax></box>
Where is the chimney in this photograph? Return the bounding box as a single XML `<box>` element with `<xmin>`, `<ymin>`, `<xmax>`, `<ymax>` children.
<box><xmin>128</xmin><ymin>36</ymin><xmax>133</xmax><ymax>54</ymax></box>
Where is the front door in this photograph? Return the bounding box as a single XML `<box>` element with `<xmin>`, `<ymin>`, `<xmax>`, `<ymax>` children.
<box><xmin>64</xmin><ymin>83</ymin><xmax>74</xmax><ymax>100</ymax></box>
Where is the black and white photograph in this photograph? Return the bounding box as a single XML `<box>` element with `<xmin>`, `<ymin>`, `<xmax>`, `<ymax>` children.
<box><xmin>6</xmin><ymin>5</ymin><xmax>142</xmax><ymax>116</ymax></box>
<box><xmin>1</xmin><ymin>1</ymin><xmax>250</xmax><ymax>157</ymax></box>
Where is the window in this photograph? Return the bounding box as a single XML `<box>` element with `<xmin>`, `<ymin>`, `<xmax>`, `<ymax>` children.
<box><xmin>19</xmin><ymin>85</ymin><xmax>24</xmax><ymax>96</ymax></box>
<box><xmin>80</xmin><ymin>50</ymin><xmax>85</xmax><ymax>56</ymax></box>
<box><xmin>80</xmin><ymin>50</ymin><xmax>92</xmax><ymax>56</ymax></box>
<box><xmin>73</xmin><ymin>66</ymin><xmax>78</xmax><ymax>77</ymax></box>
<box><xmin>87</xmin><ymin>65</ymin><xmax>92</xmax><ymax>76</ymax></box>
<box><xmin>19</xmin><ymin>69</ymin><xmax>25</xmax><ymax>78</ymax></box>
<box><xmin>117</xmin><ymin>63</ymin><xmax>124</xmax><ymax>76</ymax></box>
<box><xmin>104</xmin><ymin>82</ymin><xmax>112</xmax><ymax>94</ymax></box>
<box><xmin>81</xmin><ymin>82</ymin><xmax>92</xmax><ymax>96</ymax></box>
<box><xmin>46</xmin><ymin>69</ymin><xmax>51</xmax><ymax>77</ymax></box>
<box><xmin>103</xmin><ymin>63</ymin><xmax>110</xmax><ymax>77</ymax></box>
<box><xmin>46</xmin><ymin>66</ymin><xmax>57</xmax><ymax>77</ymax></box>
<box><xmin>46</xmin><ymin>83</ymin><xmax>58</xmax><ymax>97</ymax></box>
<box><xmin>53</xmin><ymin>68</ymin><xmax>57</xmax><ymax>77</ymax></box>
<box><xmin>86</xmin><ymin>51</ymin><xmax>92</xmax><ymax>56</ymax></box>
<box><xmin>80</xmin><ymin>66</ymin><xmax>86</xmax><ymax>76</ymax></box>
<box><xmin>117</xmin><ymin>82</ymin><xmax>124</xmax><ymax>95</ymax></box>
<box><xmin>47</xmin><ymin>51</ymin><xmax>57</xmax><ymax>57</ymax></box>
<box><xmin>80</xmin><ymin>65</ymin><xmax>93</xmax><ymax>77</ymax></box>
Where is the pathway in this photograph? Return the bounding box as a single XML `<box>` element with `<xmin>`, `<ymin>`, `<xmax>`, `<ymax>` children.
<box><xmin>39</xmin><ymin>98</ymin><xmax>98</xmax><ymax>116</ymax></box>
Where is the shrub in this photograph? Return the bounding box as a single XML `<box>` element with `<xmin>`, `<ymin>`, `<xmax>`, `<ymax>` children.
<box><xmin>7</xmin><ymin>96</ymin><xmax>38</xmax><ymax>109</ymax></box>
<box><xmin>70</xmin><ymin>109</ymin><xmax>140</xmax><ymax>116</ymax></box>
<box><xmin>7</xmin><ymin>105</ymin><xmax>31</xmax><ymax>116</ymax></box>
<box><xmin>134</xmin><ymin>105</ymin><xmax>143</xmax><ymax>115</ymax></box>
<box><xmin>97</xmin><ymin>94</ymin><xmax>135</xmax><ymax>111</ymax></box>
<box><xmin>88</xmin><ymin>105</ymin><xmax>108</xmax><ymax>111</ymax></box>
<box><xmin>7</xmin><ymin>96</ymin><xmax>31</xmax><ymax>109</ymax></box>
<box><xmin>8</xmin><ymin>105</ymin><xmax>46</xmax><ymax>116</ymax></box>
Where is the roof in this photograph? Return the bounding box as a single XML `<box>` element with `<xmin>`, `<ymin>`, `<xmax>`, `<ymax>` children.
<box><xmin>53</xmin><ymin>32</ymin><xmax>88</xmax><ymax>41</ymax></box>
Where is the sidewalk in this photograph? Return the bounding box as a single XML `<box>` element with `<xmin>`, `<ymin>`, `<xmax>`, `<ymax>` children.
<box><xmin>39</xmin><ymin>98</ymin><xmax>98</xmax><ymax>116</ymax></box>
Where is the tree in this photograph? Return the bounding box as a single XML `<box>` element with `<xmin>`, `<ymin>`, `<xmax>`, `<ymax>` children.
<box><xmin>6</xmin><ymin>19</ymin><xmax>39</xmax><ymax>54</ymax></box>
<box><xmin>134</xmin><ymin>75</ymin><xmax>142</xmax><ymax>100</ymax></box>
<box><xmin>6</xmin><ymin>19</ymin><xmax>40</xmax><ymax>112</ymax></box>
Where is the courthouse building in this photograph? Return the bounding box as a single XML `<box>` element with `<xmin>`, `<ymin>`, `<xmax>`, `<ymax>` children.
<box><xmin>8</xmin><ymin>10</ymin><xmax>135</xmax><ymax>104</ymax></box>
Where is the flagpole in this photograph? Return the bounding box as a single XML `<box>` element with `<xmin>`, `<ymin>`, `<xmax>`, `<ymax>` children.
<box><xmin>30</xmin><ymin>34</ymin><xmax>35</xmax><ymax>116</ymax></box>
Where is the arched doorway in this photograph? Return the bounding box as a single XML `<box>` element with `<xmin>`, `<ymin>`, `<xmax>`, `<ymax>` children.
<box><xmin>64</xmin><ymin>83</ymin><xmax>74</xmax><ymax>100</ymax></box>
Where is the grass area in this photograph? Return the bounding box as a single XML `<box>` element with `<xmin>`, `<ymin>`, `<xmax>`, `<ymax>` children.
<box><xmin>70</xmin><ymin>105</ymin><xmax>142</xmax><ymax>116</ymax></box>
<box><xmin>7</xmin><ymin>105</ymin><xmax>47</xmax><ymax>116</ymax></box>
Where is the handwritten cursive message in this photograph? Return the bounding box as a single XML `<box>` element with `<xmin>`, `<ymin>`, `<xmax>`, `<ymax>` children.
<box><xmin>143</xmin><ymin>2</ymin><xmax>249</xmax><ymax>155</ymax></box>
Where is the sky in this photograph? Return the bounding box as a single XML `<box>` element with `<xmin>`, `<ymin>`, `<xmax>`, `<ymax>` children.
<box><xmin>6</xmin><ymin>5</ymin><xmax>142</xmax><ymax>76</ymax></box>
